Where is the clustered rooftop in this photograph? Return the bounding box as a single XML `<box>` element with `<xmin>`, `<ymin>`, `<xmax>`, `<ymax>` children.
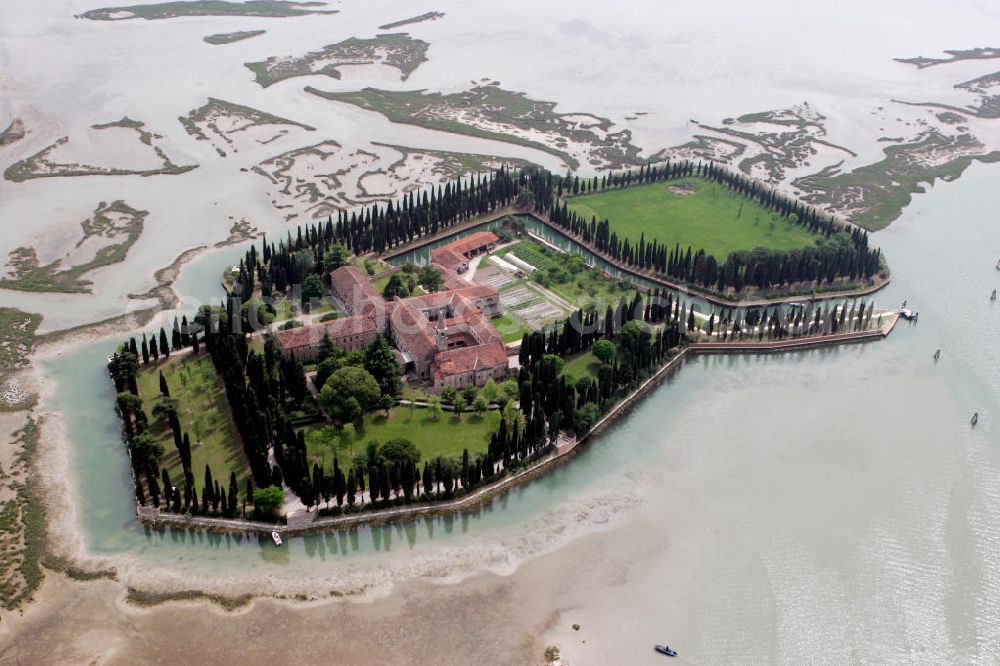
<box><xmin>274</xmin><ymin>231</ymin><xmax>508</xmax><ymax>391</ymax></box>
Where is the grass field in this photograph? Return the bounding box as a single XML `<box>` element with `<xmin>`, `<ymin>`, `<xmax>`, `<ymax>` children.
<box><xmin>560</xmin><ymin>351</ymin><xmax>602</xmax><ymax>382</ymax></box>
<box><xmin>492</xmin><ymin>313</ymin><xmax>533</xmax><ymax>343</ymax></box>
<box><xmin>302</xmin><ymin>407</ymin><xmax>498</xmax><ymax>470</ymax></box>
<box><xmin>566</xmin><ymin>178</ymin><xmax>818</xmax><ymax>259</ymax></box>
<box><xmin>137</xmin><ymin>354</ymin><xmax>251</xmax><ymax>488</ymax></box>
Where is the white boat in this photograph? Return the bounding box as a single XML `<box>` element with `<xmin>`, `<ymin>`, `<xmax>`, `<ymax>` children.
<box><xmin>271</xmin><ymin>531</ymin><xmax>282</xmax><ymax>546</ymax></box>
<box><xmin>899</xmin><ymin>308</ymin><xmax>918</xmax><ymax>321</ymax></box>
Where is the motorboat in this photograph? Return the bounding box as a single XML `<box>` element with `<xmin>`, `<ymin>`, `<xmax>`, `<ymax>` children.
<box><xmin>971</xmin><ymin>412</ymin><xmax>979</xmax><ymax>426</ymax></box>
<box><xmin>899</xmin><ymin>308</ymin><xmax>918</xmax><ymax>321</ymax></box>
<box><xmin>272</xmin><ymin>531</ymin><xmax>282</xmax><ymax>546</ymax></box>
<box><xmin>654</xmin><ymin>645</ymin><xmax>678</xmax><ymax>657</ymax></box>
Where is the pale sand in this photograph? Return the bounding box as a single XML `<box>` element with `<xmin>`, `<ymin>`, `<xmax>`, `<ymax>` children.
<box><xmin>0</xmin><ymin>516</ymin><xmax>648</xmax><ymax>665</ymax></box>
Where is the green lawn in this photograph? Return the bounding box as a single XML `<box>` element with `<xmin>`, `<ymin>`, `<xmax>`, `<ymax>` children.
<box><xmin>566</xmin><ymin>178</ymin><xmax>818</xmax><ymax>259</ymax></box>
<box><xmin>137</xmin><ymin>353</ymin><xmax>251</xmax><ymax>489</ymax></box>
<box><xmin>561</xmin><ymin>351</ymin><xmax>602</xmax><ymax>382</ymax></box>
<box><xmin>492</xmin><ymin>313</ymin><xmax>533</xmax><ymax>343</ymax></box>
<box><xmin>301</xmin><ymin>407</ymin><xmax>499</xmax><ymax>469</ymax></box>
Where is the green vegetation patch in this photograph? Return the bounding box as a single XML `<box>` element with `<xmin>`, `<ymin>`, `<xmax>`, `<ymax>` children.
<box><xmin>794</xmin><ymin>132</ymin><xmax>1000</xmax><ymax>230</ymax></box>
<box><xmin>4</xmin><ymin>118</ymin><xmax>197</xmax><ymax>182</ymax></box>
<box><xmin>137</xmin><ymin>354</ymin><xmax>252</xmax><ymax>489</ymax></box>
<box><xmin>82</xmin><ymin>1</ymin><xmax>336</xmax><ymax>21</ymax></box>
<box><xmin>302</xmin><ymin>407</ymin><xmax>498</xmax><ymax>470</ymax></box>
<box><xmin>0</xmin><ymin>200</ymin><xmax>147</xmax><ymax>293</ymax></box>
<box><xmin>0</xmin><ymin>419</ymin><xmax>47</xmax><ymax>610</ymax></box>
<box><xmin>0</xmin><ymin>119</ymin><xmax>26</xmax><ymax>147</ymax></box>
<box><xmin>0</xmin><ymin>309</ymin><xmax>40</xmax><ymax>385</ymax></box>
<box><xmin>491</xmin><ymin>313</ymin><xmax>533</xmax><ymax>343</ymax></box>
<box><xmin>567</xmin><ymin>178</ymin><xmax>818</xmax><ymax>258</ymax></box>
<box><xmin>894</xmin><ymin>46</ymin><xmax>1000</xmax><ymax>69</ymax></box>
<box><xmin>179</xmin><ymin>98</ymin><xmax>314</xmax><ymax>152</ymax></box>
<box><xmin>560</xmin><ymin>350</ymin><xmax>602</xmax><ymax>382</ymax></box>
<box><xmin>204</xmin><ymin>30</ymin><xmax>266</xmax><ymax>45</ymax></box>
<box><xmin>506</xmin><ymin>239</ymin><xmax>636</xmax><ymax>311</ymax></box>
<box><xmin>378</xmin><ymin>11</ymin><xmax>444</xmax><ymax>30</ymax></box>
<box><xmin>306</xmin><ymin>85</ymin><xmax>644</xmax><ymax>170</ymax></box>
<box><xmin>246</xmin><ymin>33</ymin><xmax>429</xmax><ymax>88</ymax></box>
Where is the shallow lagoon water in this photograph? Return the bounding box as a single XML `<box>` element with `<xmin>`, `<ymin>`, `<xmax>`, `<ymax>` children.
<box><xmin>5</xmin><ymin>0</ymin><xmax>1000</xmax><ymax>661</ymax></box>
<box><xmin>42</xmin><ymin>160</ymin><xmax>1000</xmax><ymax>660</ymax></box>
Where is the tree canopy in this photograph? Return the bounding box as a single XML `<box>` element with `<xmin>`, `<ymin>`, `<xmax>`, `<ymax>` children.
<box><xmin>319</xmin><ymin>366</ymin><xmax>381</xmax><ymax>421</ymax></box>
<box><xmin>253</xmin><ymin>485</ymin><xmax>284</xmax><ymax>514</ymax></box>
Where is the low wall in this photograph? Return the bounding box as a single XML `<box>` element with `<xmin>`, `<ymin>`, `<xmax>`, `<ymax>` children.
<box><xmin>688</xmin><ymin>313</ymin><xmax>898</xmax><ymax>354</ymax></box>
<box><xmin>137</xmin><ymin>316</ymin><xmax>901</xmax><ymax>535</ymax></box>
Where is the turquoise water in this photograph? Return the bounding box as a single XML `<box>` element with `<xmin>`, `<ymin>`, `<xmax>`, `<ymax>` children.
<box><xmin>42</xmin><ymin>162</ymin><xmax>1000</xmax><ymax>660</ymax></box>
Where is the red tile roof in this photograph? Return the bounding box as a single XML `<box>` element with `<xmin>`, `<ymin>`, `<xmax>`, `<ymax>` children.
<box><xmin>445</xmin><ymin>231</ymin><xmax>499</xmax><ymax>256</ymax></box>
<box><xmin>329</xmin><ymin>266</ymin><xmax>377</xmax><ymax>311</ymax></box>
<box><xmin>430</xmin><ymin>246</ymin><xmax>466</xmax><ymax>271</ymax></box>
<box><xmin>433</xmin><ymin>341</ymin><xmax>508</xmax><ymax>377</ymax></box>
<box><xmin>389</xmin><ymin>299</ymin><xmax>438</xmax><ymax>359</ymax></box>
<box><xmin>273</xmin><ymin>315</ymin><xmax>377</xmax><ymax>351</ymax></box>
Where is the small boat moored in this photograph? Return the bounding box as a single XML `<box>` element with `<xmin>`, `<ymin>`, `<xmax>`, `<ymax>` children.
<box><xmin>971</xmin><ymin>412</ymin><xmax>979</xmax><ymax>426</ymax></box>
<box><xmin>899</xmin><ymin>308</ymin><xmax>919</xmax><ymax>321</ymax></box>
<box><xmin>272</xmin><ymin>531</ymin><xmax>282</xmax><ymax>546</ymax></box>
<box><xmin>654</xmin><ymin>645</ymin><xmax>678</xmax><ymax>657</ymax></box>
<box><xmin>933</xmin><ymin>349</ymin><xmax>941</xmax><ymax>361</ymax></box>
<box><xmin>992</xmin><ymin>289</ymin><xmax>997</xmax><ymax>302</ymax></box>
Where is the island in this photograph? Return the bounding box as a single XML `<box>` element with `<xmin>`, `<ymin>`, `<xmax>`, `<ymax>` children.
<box><xmin>81</xmin><ymin>1</ymin><xmax>336</xmax><ymax>21</ymax></box>
<box><xmin>106</xmin><ymin>164</ymin><xmax>898</xmax><ymax>532</ymax></box>
<box><xmin>203</xmin><ymin>30</ymin><xmax>266</xmax><ymax>45</ymax></box>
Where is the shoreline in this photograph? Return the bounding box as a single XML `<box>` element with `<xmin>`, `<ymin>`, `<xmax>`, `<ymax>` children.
<box><xmin>134</xmin><ymin>316</ymin><xmax>899</xmax><ymax>536</ymax></box>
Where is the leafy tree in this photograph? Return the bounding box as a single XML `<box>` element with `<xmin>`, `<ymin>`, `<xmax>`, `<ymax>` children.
<box><xmin>378</xmin><ymin>394</ymin><xmax>395</xmax><ymax>417</ymax></box>
<box><xmin>382</xmin><ymin>274</ymin><xmax>410</xmax><ymax>299</ymax></box>
<box><xmin>364</xmin><ymin>335</ymin><xmax>402</xmax><ymax>396</ymax></box>
<box><xmin>592</xmin><ymin>339</ymin><xmax>616</xmax><ymax>365</ymax></box>
<box><xmin>440</xmin><ymin>385</ymin><xmax>457</xmax><ymax>404</ymax></box>
<box><xmin>379</xmin><ymin>438</ymin><xmax>421</xmax><ymax>469</ymax></box>
<box><xmin>301</xmin><ymin>274</ymin><xmax>326</xmax><ymax>309</ymax></box>
<box><xmin>130</xmin><ymin>432</ymin><xmax>164</xmax><ymax>468</ymax></box>
<box><xmin>472</xmin><ymin>394</ymin><xmax>489</xmax><ymax>417</ymax></box>
<box><xmin>462</xmin><ymin>384</ymin><xmax>478</xmax><ymax>404</ymax></box>
<box><xmin>417</xmin><ymin>266</ymin><xmax>444</xmax><ymax>292</ymax></box>
<box><xmin>314</xmin><ymin>356</ymin><xmax>340</xmax><ymax>390</ymax></box>
<box><xmin>320</xmin><ymin>366</ymin><xmax>381</xmax><ymax>421</ymax></box>
<box><xmin>428</xmin><ymin>396</ymin><xmax>442</xmax><ymax>421</ymax></box>
<box><xmin>500</xmin><ymin>379</ymin><xmax>520</xmax><ymax>403</ymax></box>
<box><xmin>253</xmin><ymin>485</ymin><xmax>284</xmax><ymax>514</ymax></box>
<box><xmin>341</xmin><ymin>423</ymin><xmax>356</xmax><ymax>455</ymax></box>
<box><xmin>452</xmin><ymin>393</ymin><xmax>467</xmax><ymax>420</ymax></box>
<box><xmin>619</xmin><ymin>320</ymin><xmax>648</xmax><ymax>353</ymax></box>
<box><xmin>481</xmin><ymin>378</ymin><xmax>499</xmax><ymax>404</ymax></box>
<box><xmin>323</xmin><ymin>244</ymin><xmax>350</xmax><ymax>272</ymax></box>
